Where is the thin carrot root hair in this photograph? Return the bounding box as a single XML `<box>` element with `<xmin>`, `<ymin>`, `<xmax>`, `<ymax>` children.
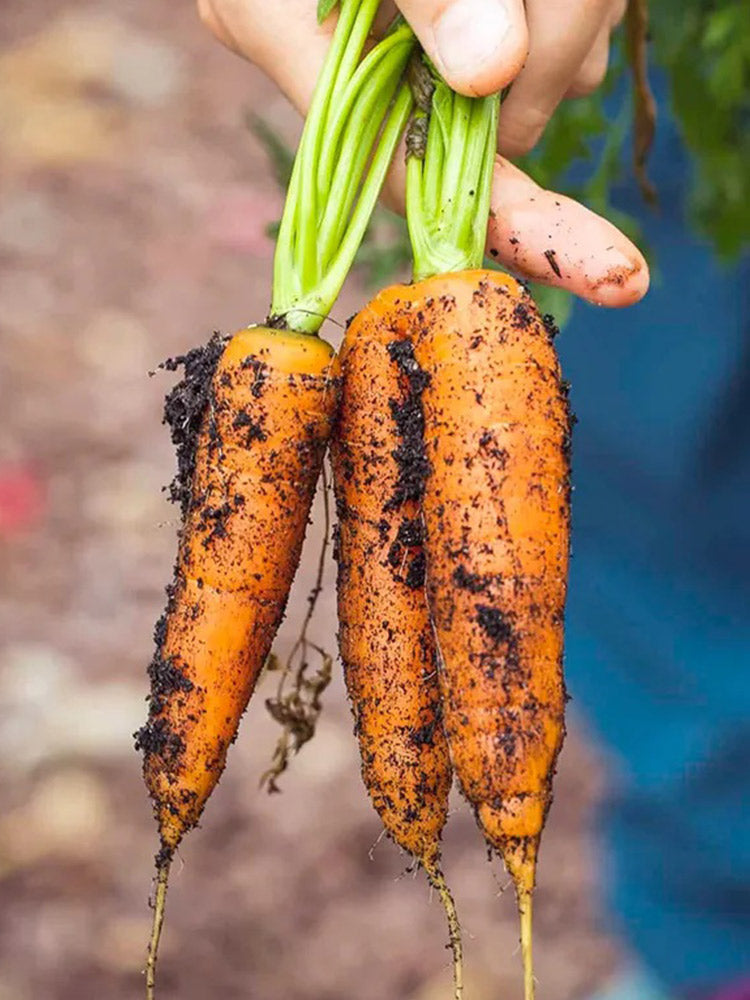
<box><xmin>145</xmin><ymin>859</ymin><xmax>170</xmax><ymax>1000</ymax></box>
<box><xmin>518</xmin><ymin>882</ymin><xmax>535</xmax><ymax>1000</ymax></box>
<box><xmin>424</xmin><ymin>861</ymin><xmax>464</xmax><ymax>1000</ymax></box>
<box><xmin>261</xmin><ymin>463</ymin><xmax>334</xmax><ymax>793</ymax></box>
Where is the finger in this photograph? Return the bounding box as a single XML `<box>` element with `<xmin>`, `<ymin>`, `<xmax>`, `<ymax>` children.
<box><xmin>610</xmin><ymin>0</ymin><xmax>628</xmax><ymax>26</ymax></box>
<box><xmin>565</xmin><ymin>24</ymin><xmax>611</xmax><ymax>99</ymax></box>
<box><xmin>197</xmin><ymin>0</ymin><xmax>330</xmax><ymax>114</ymax></box>
<box><xmin>397</xmin><ymin>0</ymin><xmax>529</xmax><ymax>96</ymax></box>
<box><xmin>198</xmin><ymin>0</ymin><xmax>411</xmax><ymax>209</ymax></box>
<box><xmin>197</xmin><ymin>0</ymin><xmax>648</xmax><ymax>307</ymax></box>
<box><xmin>497</xmin><ymin>0</ymin><xmax>611</xmax><ymax>158</ymax></box>
<box><xmin>486</xmin><ymin>157</ymin><xmax>650</xmax><ymax>307</ymax></box>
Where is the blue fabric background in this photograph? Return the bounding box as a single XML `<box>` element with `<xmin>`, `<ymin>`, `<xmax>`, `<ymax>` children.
<box><xmin>555</xmin><ymin>83</ymin><xmax>750</xmax><ymax>993</ymax></box>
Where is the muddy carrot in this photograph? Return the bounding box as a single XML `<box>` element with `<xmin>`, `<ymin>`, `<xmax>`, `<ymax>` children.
<box><xmin>137</xmin><ymin>328</ymin><xmax>340</xmax><ymax>851</ymax></box>
<box><xmin>404</xmin><ymin>61</ymin><xmax>572</xmax><ymax>1000</ymax></box>
<box><xmin>332</xmin><ymin>299</ymin><xmax>463</xmax><ymax>998</ymax></box>
<box><xmin>137</xmin><ymin>327</ymin><xmax>339</xmax><ymax>994</ymax></box>
<box><xmin>413</xmin><ymin>271</ymin><xmax>571</xmax><ymax>1000</ymax></box>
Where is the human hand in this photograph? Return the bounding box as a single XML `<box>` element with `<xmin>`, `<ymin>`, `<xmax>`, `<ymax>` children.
<box><xmin>198</xmin><ymin>0</ymin><xmax>649</xmax><ymax>306</ymax></box>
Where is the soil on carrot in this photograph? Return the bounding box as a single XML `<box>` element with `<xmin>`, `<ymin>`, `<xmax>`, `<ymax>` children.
<box><xmin>542</xmin><ymin>313</ymin><xmax>561</xmax><ymax>340</ymax></box>
<box><xmin>385</xmin><ymin>338</ymin><xmax>431</xmax><ymax>511</ymax></box>
<box><xmin>135</xmin><ymin>332</ymin><xmax>228</xmax><ymax>776</ymax></box>
<box><xmin>161</xmin><ymin>333</ymin><xmax>227</xmax><ymax>515</ymax></box>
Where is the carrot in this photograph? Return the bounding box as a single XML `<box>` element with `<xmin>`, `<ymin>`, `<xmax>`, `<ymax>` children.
<box><xmin>137</xmin><ymin>328</ymin><xmax>339</xmax><ymax>854</ymax></box>
<box><xmin>137</xmin><ymin>5</ymin><xmax>418</xmax><ymax>995</ymax></box>
<box><xmin>402</xmin><ymin>62</ymin><xmax>572</xmax><ymax>1000</ymax></box>
<box><xmin>412</xmin><ymin>271</ymin><xmax>571</xmax><ymax>1000</ymax></box>
<box><xmin>137</xmin><ymin>327</ymin><xmax>339</xmax><ymax>993</ymax></box>
<box><xmin>332</xmin><ymin>300</ymin><xmax>463</xmax><ymax>998</ymax></box>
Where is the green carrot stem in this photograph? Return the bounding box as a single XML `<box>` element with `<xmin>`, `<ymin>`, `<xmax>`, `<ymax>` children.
<box><xmin>318</xmin><ymin>36</ymin><xmax>413</xmax><ymax>255</ymax></box>
<box><xmin>422</xmin><ymin>93</ymin><xmax>445</xmax><ymax>221</ymax></box>
<box><xmin>271</xmin><ymin>1</ymin><xmax>416</xmax><ymax>333</ymax></box>
<box><xmin>406</xmin><ymin>58</ymin><xmax>500</xmax><ymax>281</ymax></box>
<box><xmin>282</xmin><ymin>81</ymin><xmax>413</xmax><ymax>333</ymax></box>
<box><xmin>316</xmin><ymin>21</ymin><xmax>411</xmax><ymax>198</ymax></box>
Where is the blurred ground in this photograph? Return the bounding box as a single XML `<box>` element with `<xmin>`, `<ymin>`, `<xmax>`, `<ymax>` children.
<box><xmin>0</xmin><ymin>2</ymin><xmax>620</xmax><ymax>998</ymax></box>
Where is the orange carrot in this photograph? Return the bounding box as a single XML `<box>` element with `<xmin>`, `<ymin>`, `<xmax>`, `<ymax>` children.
<box><xmin>136</xmin><ymin>327</ymin><xmax>339</xmax><ymax>994</ymax></box>
<box><xmin>412</xmin><ymin>270</ymin><xmax>571</xmax><ymax>999</ymax></box>
<box><xmin>332</xmin><ymin>297</ymin><xmax>463</xmax><ymax>998</ymax></box>
<box><xmin>401</xmin><ymin>55</ymin><xmax>573</xmax><ymax>996</ymax></box>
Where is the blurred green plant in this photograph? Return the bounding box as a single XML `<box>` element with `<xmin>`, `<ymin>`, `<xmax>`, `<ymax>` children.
<box><xmin>521</xmin><ymin>0</ymin><xmax>750</xmax><ymax>260</ymax></box>
<box><xmin>248</xmin><ymin>0</ymin><xmax>749</xmax><ymax>321</ymax></box>
<box><xmin>652</xmin><ymin>0</ymin><xmax>750</xmax><ymax>257</ymax></box>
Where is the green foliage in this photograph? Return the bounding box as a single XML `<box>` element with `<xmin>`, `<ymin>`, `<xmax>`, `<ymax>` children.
<box><xmin>250</xmin><ymin>112</ymin><xmax>412</xmax><ymax>289</ymax></box>
<box><xmin>651</xmin><ymin>0</ymin><xmax>750</xmax><ymax>257</ymax></box>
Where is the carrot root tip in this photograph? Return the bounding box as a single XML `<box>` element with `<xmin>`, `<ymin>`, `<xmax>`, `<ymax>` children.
<box><xmin>425</xmin><ymin>864</ymin><xmax>464</xmax><ymax>1000</ymax></box>
<box><xmin>518</xmin><ymin>883</ymin><xmax>535</xmax><ymax>1000</ymax></box>
<box><xmin>145</xmin><ymin>858</ymin><xmax>171</xmax><ymax>1000</ymax></box>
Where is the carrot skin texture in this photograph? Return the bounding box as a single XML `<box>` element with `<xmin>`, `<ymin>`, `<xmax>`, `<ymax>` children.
<box><xmin>138</xmin><ymin>327</ymin><xmax>340</xmax><ymax>857</ymax></box>
<box><xmin>411</xmin><ymin>270</ymin><xmax>571</xmax><ymax>888</ymax></box>
<box><xmin>332</xmin><ymin>299</ymin><xmax>452</xmax><ymax>868</ymax></box>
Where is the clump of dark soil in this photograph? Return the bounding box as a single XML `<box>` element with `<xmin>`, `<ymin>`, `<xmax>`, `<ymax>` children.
<box><xmin>160</xmin><ymin>332</ymin><xmax>227</xmax><ymax>516</ymax></box>
<box><xmin>384</xmin><ymin>339</ymin><xmax>430</xmax><ymax>511</ymax></box>
<box><xmin>133</xmin><ymin>716</ymin><xmax>184</xmax><ymax>761</ymax></box>
<box><xmin>476</xmin><ymin>604</ymin><xmax>514</xmax><ymax>644</ymax></box>
<box><xmin>453</xmin><ymin>565</ymin><xmax>488</xmax><ymax>594</ymax></box>
<box><xmin>542</xmin><ymin>313</ymin><xmax>560</xmax><ymax>340</ymax></box>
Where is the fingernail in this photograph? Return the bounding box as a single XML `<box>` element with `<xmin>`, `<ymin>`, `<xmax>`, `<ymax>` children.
<box><xmin>433</xmin><ymin>0</ymin><xmax>511</xmax><ymax>83</ymax></box>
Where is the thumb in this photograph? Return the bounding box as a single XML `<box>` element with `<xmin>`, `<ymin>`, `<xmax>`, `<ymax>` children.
<box><xmin>397</xmin><ymin>0</ymin><xmax>528</xmax><ymax>96</ymax></box>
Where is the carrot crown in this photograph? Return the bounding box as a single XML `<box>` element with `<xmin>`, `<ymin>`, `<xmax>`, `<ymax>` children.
<box><xmin>270</xmin><ymin>2</ymin><xmax>416</xmax><ymax>334</ymax></box>
<box><xmin>405</xmin><ymin>60</ymin><xmax>499</xmax><ymax>281</ymax></box>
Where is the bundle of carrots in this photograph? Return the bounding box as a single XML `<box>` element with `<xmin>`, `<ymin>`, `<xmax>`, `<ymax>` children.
<box><xmin>136</xmin><ymin>3</ymin><xmax>572</xmax><ymax>999</ymax></box>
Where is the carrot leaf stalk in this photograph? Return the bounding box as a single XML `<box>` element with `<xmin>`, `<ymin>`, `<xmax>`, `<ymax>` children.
<box><xmin>270</xmin><ymin>2</ymin><xmax>417</xmax><ymax>333</ymax></box>
<box><xmin>405</xmin><ymin>57</ymin><xmax>499</xmax><ymax>281</ymax></box>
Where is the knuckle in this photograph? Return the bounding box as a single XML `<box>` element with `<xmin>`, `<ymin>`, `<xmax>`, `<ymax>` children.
<box><xmin>581</xmin><ymin>58</ymin><xmax>609</xmax><ymax>92</ymax></box>
<box><xmin>568</xmin><ymin>73</ymin><xmax>598</xmax><ymax>96</ymax></box>
<box><xmin>498</xmin><ymin>115</ymin><xmax>546</xmax><ymax>158</ymax></box>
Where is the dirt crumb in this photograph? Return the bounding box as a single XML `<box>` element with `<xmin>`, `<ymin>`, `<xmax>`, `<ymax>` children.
<box><xmin>161</xmin><ymin>332</ymin><xmax>227</xmax><ymax>516</ymax></box>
